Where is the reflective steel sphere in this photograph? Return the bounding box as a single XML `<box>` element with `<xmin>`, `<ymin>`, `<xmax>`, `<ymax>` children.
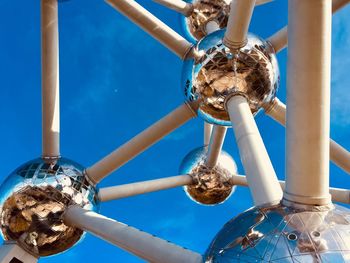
<box><xmin>182</xmin><ymin>30</ymin><xmax>279</xmax><ymax>126</ymax></box>
<box><xmin>179</xmin><ymin>146</ymin><xmax>237</xmax><ymax>205</ymax></box>
<box><xmin>205</xmin><ymin>203</ymin><xmax>350</xmax><ymax>262</ymax></box>
<box><xmin>0</xmin><ymin>158</ymin><xmax>99</xmax><ymax>257</ymax></box>
<box><xmin>182</xmin><ymin>0</ymin><xmax>230</xmax><ymax>42</ymax></box>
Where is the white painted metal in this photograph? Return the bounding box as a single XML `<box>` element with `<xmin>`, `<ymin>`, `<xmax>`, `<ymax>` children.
<box><xmin>224</xmin><ymin>0</ymin><xmax>256</xmax><ymax>49</ymax></box>
<box><xmin>267</xmin><ymin>0</ymin><xmax>350</xmax><ymax>53</ymax></box>
<box><xmin>229</xmin><ymin>175</ymin><xmax>350</xmax><ymax>204</ymax></box>
<box><xmin>285</xmin><ymin>0</ymin><xmax>332</xmax><ymax>205</ymax></box>
<box><xmin>205</xmin><ymin>21</ymin><xmax>220</xmax><ymax>34</ymax></box>
<box><xmin>265</xmin><ymin>99</ymin><xmax>350</xmax><ymax>174</ymax></box>
<box><xmin>41</xmin><ymin>0</ymin><xmax>60</xmax><ymax>158</ymax></box>
<box><xmin>105</xmin><ymin>0</ymin><xmax>193</xmax><ymax>59</ymax></box>
<box><xmin>64</xmin><ymin>206</ymin><xmax>203</xmax><ymax>263</ymax></box>
<box><xmin>0</xmin><ymin>243</ymin><xmax>38</xmax><ymax>263</ymax></box>
<box><xmin>152</xmin><ymin>0</ymin><xmax>193</xmax><ymax>16</ymax></box>
<box><xmin>267</xmin><ymin>26</ymin><xmax>288</xmax><ymax>53</ymax></box>
<box><xmin>205</xmin><ymin>126</ymin><xmax>227</xmax><ymax>168</ymax></box>
<box><xmin>227</xmin><ymin>95</ymin><xmax>283</xmax><ymax>206</ymax></box>
<box><xmin>204</xmin><ymin>123</ymin><xmax>213</xmax><ymax>146</ymax></box>
<box><xmin>255</xmin><ymin>0</ymin><xmax>274</xmax><ymax>6</ymax></box>
<box><xmin>330</xmin><ymin>141</ymin><xmax>350</xmax><ymax>174</ymax></box>
<box><xmin>86</xmin><ymin>102</ymin><xmax>198</xmax><ymax>184</ymax></box>
<box><xmin>264</xmin><ymin>98</ymin><xmax>286</xmax><ymax>125</ymax></box>
<box><xmin>333</xmin><ymin>0</ymin><xmax>350</xmax><ymax>12</ymax></box>
<box><xmin>99</xmin><ymin>175</ymin><xmax>193</xmax><ymax>202</ymax></box>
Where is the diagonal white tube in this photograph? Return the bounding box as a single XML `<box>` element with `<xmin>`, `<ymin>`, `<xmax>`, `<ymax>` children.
<box><xmin>224</xmin><ymin>0</ymin><xmax>256</xmax><ymax>49</ymax></box>
<box><xmin>99</xmin><ymin>175</ymin><xmax>193</xmax><ymax>202</ymax></box>
<box><xmin>267</xmin><ymin>26</ymin><xmax>288</xmax><ymax>53</ymax></box>
<box><xmin>255</xmin><ymin>0</ymin><xmax>274</xmax><ymax>5</ymax></box>
<box><xmin>152</xmin><ymin>0</ymin><xmax>193</xmax><ymax>16</ymax></box>
<box><xmin>267</xmin><ymin>0</ymin><xmax>350</xmax><ymax>53</ymax></box>
<box><xmin>105</xmin><ymin>0</ymin><xmax>193</xmax><ymax>59</ymax></box>
<box><xmin>205</xmin><ymin>126</ymin><xmax>227</xmax><ymax>168</ymax></box>
<box><xmin>41</xmin><ymin>0</ymin><xmax>60</xmax><ymax>158</ymax></box>
<box><xmin>0</xmin><ymin>242</ymin><xmax>38</xmax><ymax>263</ymax></box>
<box><xmin>64</xmin><ymin>207</ymin><xmax>203</xmax><ymax>263</ymax></box>
<box><xmin>227</xmin><ymin>95</ymin><xmax>283</xmax><ymax>206</ymax></box>
<box><xmin>86</xmin><ymin>102</ymin><xmax>198</xmax><ymax>184</ymax></box>
<box><xmin>265</xmin><ymin>98</ymin><xmax>350</xmax><ymax>174</ymax></box>
<box><xmin>285</xmin><ymin>0</ymin><xmax>332</xmax><ymax>206</ymax></box>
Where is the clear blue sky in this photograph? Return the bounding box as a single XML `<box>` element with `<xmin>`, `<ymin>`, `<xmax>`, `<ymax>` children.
<box><xmin>0</xmin><ymin>1</ymin><xmax>350</xmax><ymax>262</ymax></box>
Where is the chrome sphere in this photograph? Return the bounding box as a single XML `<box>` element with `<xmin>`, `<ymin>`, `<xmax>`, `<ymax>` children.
<box><xmin>182</xmin><ymin>30</ymin><xmax>279</xmax><ymax>126</ymax></box>
<box><xmin>0</xmin><ymin>158</ymin><xmax>99</xmax><ymax>257</ymax></box>
<box><xmin>182</xmin><ymin>0</ymin><xmax>230</xmax><ymax>42</ymax></box>
<box><xmin>179</xmin><ymin>146</ymin><xmax>237</xmax><ymax>205</ymax></box>
<box><xmin>205</xmin><ymin>203</ymin><xmax>350</xmax><ymax>262</ymax></box>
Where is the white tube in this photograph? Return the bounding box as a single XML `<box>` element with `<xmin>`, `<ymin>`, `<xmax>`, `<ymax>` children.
<box><xmin>41</xmin><ymin>0</ymin><xmax>60</xmax><ymax>158</ymax></box>
<box><xmin>227</xmin><ymin>95</ymin><xmax>283</xmax><ymax>206</ymax></box>
<box><xmin>99</xmin><ymin>175</ymin><xmax>193</xmax><ymax>202</ymax></box>
<box><xmin>224</xmin><ymin>0</ymin><xmax>256</xmax><ymax>49</ymax></box>
<box><xmin>105</xmin><ymin>0</ymin><xmax>193</xmax><ymax>59</ymax></box>
<box><xmin>205</xmin><ymin>126</ymin><xmax>227</xmax><ymax>168</ymax></box>
<box><xmin>205</xmin><ymin>21</ymin><xmax>220</xmax><ymax>34</ymax></box>
<box><xmin>204</xmin><ymin>122</ymin><xmax>213</xmax><ymax>146</ymax></box>
<box><xmin>0</xmin><ymin>242</ymin><xmax>38</xmax><ymax>263</ymax></box>
<box><xmin>330</xmin><ymin>141</ymin><xmax>350</xmax><ymax>174</ymax></box>
<box><xmin>285</xmin><ymin>0</ymin><xmax>332</xmax><ymax>206</ymax></box>
<box><xmin>86</xmin><ymin>102</ymin><xmax>198</xmax><ymax>184</ymax></box>
<box><xmin>152</xmin><ymin>0</ymin><xmax>193</xmax><ymax>16</ymax></box>
<box><xmin>230</xmin><ymin>175</ymin><xmax>350</xmax><ymax>204</ymax></box>
<box><xmin>267</xmin><ymin>0</ymin><xmax>349</xmax><ymax>54</ymax></box>
<box><xmin>64</xmin><ymin>207</ymin><xmax>203</xmax><ymax>263</ymax></box>
<box><xmin>333</xmin><ymin>0</ymin><xmax>350</xmax><ymax>12</ymax></box>
<box><xmin>267</xmin><ymin>26</ymin><xmax>288</xmax><ymax>53</ymax></box>
<box><xmin>265</xmin><ymin>99</ymin><xmax>350</xmax><ymax>174</ymax></box>
<box><xmin>255</xmin><ymin>0</ymin><xmax>274</xmax><ymax>6</ymax></box>
<box><xmin>264</xmin><ymin>98</ymin><xmax>286</xmax><ymax>125</ymax></box>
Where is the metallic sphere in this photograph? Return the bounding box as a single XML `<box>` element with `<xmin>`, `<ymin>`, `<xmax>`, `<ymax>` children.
<box><xmin>182</xmin><ymin>0</ymin><xmax>230</xmax><ymax>42</ymax></box>
<box><xmin>205</xmin><ymin>203</ymin><xmax>350</xmax><ymax>262</ymax></box>
<box><xmin>179</xmin><ymin>146</ymin><xmax>237</xmax><ymax>205</ymax></box>
<box><xmin>182</xmin><ymin>30</ymin><xmax>279</xmax><ymax>126</ymax></box>
<box><xmin>0</xmin><ymin>158</ymin><xmax>99</xmax><ymax>257</ymax></box>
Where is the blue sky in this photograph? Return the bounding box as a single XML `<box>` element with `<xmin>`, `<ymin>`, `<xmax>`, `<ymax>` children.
<box><xmin>0</xmin><ymin>0</ymin><xmax>350</xmax><ymax>262</ymax></box>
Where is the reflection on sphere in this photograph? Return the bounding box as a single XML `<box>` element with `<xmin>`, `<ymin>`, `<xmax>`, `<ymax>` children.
<box><xmin>179</xmin><ymin>146</ymin><xmax>237</xmax><ymax>205</ymax></box>
<box><xmin>205</xmin><ymin>204</ymin><xmax>350</xmax><ymax>262</ymax></box>
<box><xmin>0</xmin><ymin>158</ymin><xmax>99</xmax><ymax>257</ymax></box>
<box><xmin>182</xmin><ymin>30</ymin><xmax>279</xmax><ymax>126</ymax></box>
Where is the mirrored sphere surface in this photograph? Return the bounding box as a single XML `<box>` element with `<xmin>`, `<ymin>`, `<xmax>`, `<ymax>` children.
<box><xmin>182</xmin><ymin>0</ymin><xmax>230</xmax><ymax>42</ymax></box>
<box><xmin>205</xmin><ymin>204</ymin><xmax>350</xmax><ymax>262</ymax></box>
<box><xmin>0</xmin><ymin>158</ymin><xmax>99</xmax><ymax>257</ymax></box>
<box><xmin>182</xmin><ymin>30</ymin><xmax>279</xmax><ymax>126</ymax></box>
<box><xmin>179</xmin><ymin>146</ymin><xmax>237</xmax><ymax>205</ymax></box>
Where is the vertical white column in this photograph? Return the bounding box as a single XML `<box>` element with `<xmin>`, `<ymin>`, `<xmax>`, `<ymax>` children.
<box><xmin>224</xmin><ymin>0</ymin><xmax>256</xmax><ymax>49</ymax></box>
<box><xmin>41</xmin><ymin>0</ymin><xmax>60</xmax><ymax>158</ymax></box>
<box><xmin>285</xmin><ymin>0</ymin><xmax>332</xmax><ymax>205</ymax></box>
<box><xmin>227</xmin><ymin>95</ymin><xmax>283</xmax><ymax>206</ymax></box>
<box><xmin>205</xmin><ymin>126</ymin><xmax>227</xmax><ymax>168</ymax></box>
<box><xmin>204</xmin><ymin>123</ymin><xmax>213</xmax><ymax>146</ymax></box>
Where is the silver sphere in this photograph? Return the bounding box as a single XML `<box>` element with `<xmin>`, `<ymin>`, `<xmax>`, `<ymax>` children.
<box><xmin>205</xmin><ymin>203</ymin><xmax>350</xmax><ymax>262</ymax></box>
<box><xmin>182</xmin><ymin>30</ymin><xmax>279</xmax><ymax>126</ymax></box>
<box><xmin>179</xmin><ymin>146</ymin><xmax>237</xmax><ymax>205</ymax></box>
<box><xmin>0</xmin><ymin>158</ymin><xmax>99</xmax><ymax>257</ymax></box>
<box><xmin>182</xmin><ymin>0</ymin><xmax>230</xmax><ymax>42</ymax></box>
